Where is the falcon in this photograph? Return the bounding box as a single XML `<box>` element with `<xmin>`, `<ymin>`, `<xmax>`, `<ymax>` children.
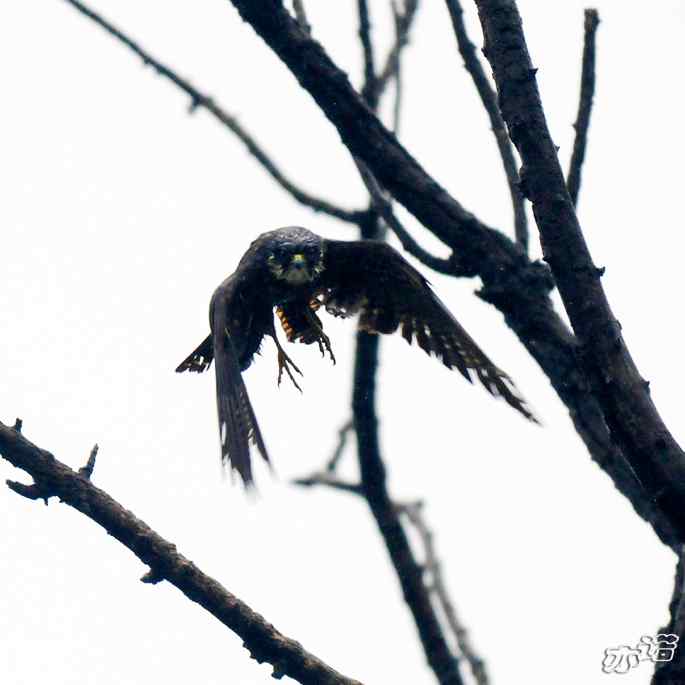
<box><xmin>176</xmin><ymin>226</ymin><xmax>536</xmax><ymax>485</ymax></box>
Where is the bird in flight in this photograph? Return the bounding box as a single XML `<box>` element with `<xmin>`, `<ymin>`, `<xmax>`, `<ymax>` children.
<box><xmin>176</xmin><ymin>226</ymin><xmax>537</xmax><ymax>485</ymax></box>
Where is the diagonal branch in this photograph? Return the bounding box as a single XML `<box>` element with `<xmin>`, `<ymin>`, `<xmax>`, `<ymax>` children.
<box><xmin>445</xmin><ymin>0</ymin><xmax>528</xmax><ymax>249</ymax></box>
<box><xmin>567</xmin><ymin>8</ymin><xmax>600</xmax><ymax>207</ymax></box>
<box><xmin>0</xmin><ymin>421</ymin><xmax>362</xmax><ymax>685</ymax></box>
<box><xmin>473</xmin><ymin>0</ymin><xmax>685</xmax><ymax>542</ymax></box>
<box><xmin>356</xmin><ymin>159</ymin><xmax>456</xmax><ymax>275</ymax></box>
<box><xmin>401</xmin><ymin>502</ymin><xmax>489</xmax><ymax>685</ymax></box>
<box><xmin>61</xmin><ymin>0</ymin><xmax>362</xmax><ymax>224</ymax></box>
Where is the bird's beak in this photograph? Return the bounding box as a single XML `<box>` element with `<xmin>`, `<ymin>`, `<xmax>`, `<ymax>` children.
<box><xmin>284</xmin><ymin>253</ymin><xmax>311</xmax><ymax>284</ymax></box>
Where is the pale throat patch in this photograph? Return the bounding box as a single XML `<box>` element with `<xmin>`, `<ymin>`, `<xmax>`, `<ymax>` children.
<box><xmin>283</xmin><ymin>267</ymin><xmax>312</xmax><ymax>285</ymax></box>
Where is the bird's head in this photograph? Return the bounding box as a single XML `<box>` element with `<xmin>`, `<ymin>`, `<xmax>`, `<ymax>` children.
<box><xmin>262</xmin><ymin>227</ymin><xmax>325</xmax><ymax>286</ymax></box>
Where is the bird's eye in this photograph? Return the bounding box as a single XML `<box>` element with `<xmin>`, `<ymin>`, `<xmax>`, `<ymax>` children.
<box><xmin>267</xmin><ymin>253</ymin><xmax>276</xmax><ymax>262</ymax></box>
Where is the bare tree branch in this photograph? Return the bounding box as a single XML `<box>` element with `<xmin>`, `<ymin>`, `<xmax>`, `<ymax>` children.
<box><xmin>292</xmin><ymin>472</ymin><xmax>364</xmax><ymax>495</ymax></box>
<box><xmin>391</xmin><ymin>1</ymin><xmax>405</xmax><ymax>134</ymax></box>
<box><xmin>292</xmin><ymin>0</ymin><xmax>311</xmax><ymax>34</ymax></box>
<box><xmin>0</xmin><ymin>420</ymin><xmax>363</xmax><ymax>685</ymax></box>
<box><xmin>363</xmin><ymin>0</ymin><xmax>419</xmax><ymax>110</ymax></box>
<box><xmin>401</xmin><ymin>501</ymin><xmax>489</xmax><ymax>685</ymax></box>
<box><xmin>61</xmin><ymin>0</ymin><xmax>362</xmax><ymax>225</ymax></box>
<box><xmin>226</xmin><ymin>0</ymin><xmax>681</xmax><ymax>549</ymax></box>
<box><xmin>357</xmin><ymin>0</ymin><xmax>377</xmax><ymax>98</ymax></box>
<box><xmin>326</xmin><ymin>418</ymin><xmax>355</xmax><ymax>472</ymax></box>
<box><xmin>355</xmin><ymin>159</ymin><xmax>456</xmax><ymax>275</ymax></box>
<box><xmin>445</xmin><ymin>0</ymin><xmax>528</xmax><ymax>250</ymax></box>
<box><xmin>473</xmin><ymin>0</ymin><xmax>685</xmax><ymax>542</ymax></box>
<box><xmin>567</xmin><ymin>9</ymin><xmax>599</xmax><ymax>207</ymax></box>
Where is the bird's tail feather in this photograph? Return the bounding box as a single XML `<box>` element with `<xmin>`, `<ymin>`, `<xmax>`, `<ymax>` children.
<box><xmin>213</xmin><ymin>316</ymin><xmax>269</xmax><ymax>487</ymax></box>
<box><xmin>175</xmin><ymin>335</ymin><xmax>214</xmax><ymax>373</ymax></box>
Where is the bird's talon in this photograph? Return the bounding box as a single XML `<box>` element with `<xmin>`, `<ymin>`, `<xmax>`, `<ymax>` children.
<box><xmin>276</xmin><ymin>348</ymin><xmax>303</xmax><ymax>392</ymax></box>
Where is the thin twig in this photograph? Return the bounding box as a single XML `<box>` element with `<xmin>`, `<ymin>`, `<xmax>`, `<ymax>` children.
<box><xmin>391</xmin><ymin>1</ymin><xmax>404</xmax><ymax>134</ymax></box>
<box><xmin>445</xmin><ymin>0</ymin><xmax>528</xmax><ymax>250</ymax></box>
<box><xmin>402</xmin><ymin>502</ymin><xmax>489</xmax><ymax>685</ymax></box>
<box><xmin>292</xmin><ymin>472</ymin><xmax>364</xmax><ymax>496</ymax></box>
<box><xmin>78</xmin><ymin>443</ymin><xmax>98</xmax><ymax>479</ymax></box>
<box><xmin>567</xmin><ymin>9</ymin><xmax>600</xmax><ymax>207</ymax></box>
<box><xmin>0</xmin><ymin>421</ymin><xmax>362</xmax><ymax>685</ymax></box>
<box><xmin>358</xmin><ymin>0</ymin><xmax>376</xmax><ymax>98</ymax></box>
<box><xmin>292</xmin><ymin>0</ymin><xmax>311</xmax><ymax>34</ymax></box>
<box><xmin>61</xmin><ymin>0</ymin><xmax>361</xmax><ymax>224</ymax></box>
<box><xmin>355</xmin><ymin>159</ymin><xmax>456</xmax><ymax>275</ymax></box>
<box><xmin>364</xmin><ymin>0</ymin><xmax>420</xmax><ymax>110</ymax></box>
<box><xmin>327</xmin><ymin>418</ymin><xmax>355</xmax><ymax>472</ymax></box>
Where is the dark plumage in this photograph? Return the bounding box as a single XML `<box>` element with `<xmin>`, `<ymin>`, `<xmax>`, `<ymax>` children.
<box><xmin>177</xmin><ymin>226</ymin><xmax>537</xmax><ymax>485</ymax></box>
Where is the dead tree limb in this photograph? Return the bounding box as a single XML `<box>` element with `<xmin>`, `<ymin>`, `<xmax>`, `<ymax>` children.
<box><xmin>0</xmin><ymin>420</ymin><xmax>363</xmax><ymax>685</ymax></box>
<box><xmin>567</xmin><ymin>8</ymin><xmax>599</xmax><ymax>207</ymax></box>
<box><xmin>473</xmin><ymin>0</ymin><xmax>685</xmax><ymax>541</ymax></box>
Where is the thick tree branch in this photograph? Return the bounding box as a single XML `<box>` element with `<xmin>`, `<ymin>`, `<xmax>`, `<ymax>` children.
<box><xmin>473</xmin><ymin>0</ymin><xmax>685</xmax><ymax>541</ymax></box>
<box><xmin>445</xmin><ymin>0</ymin><xmax>527</xmax><ymax>250</ymax></box>
<box><xmin>0</xmin><ymin>421</ymin><xmax>362</xmax><ymax>685</ymax></box>
<box><xmin>567</xmin><ymin>9</ymin><xmax>599</xmax><ymax>207</ymax></box>
<box><xmin>61</xmin><ymin>0</ymin><xmax>361</xmax><ymax>224</ymax></box>
<box><xmin>226</xmin><ymin>0</ymin><xmax>681</xmax><ymax>548</ymax></box>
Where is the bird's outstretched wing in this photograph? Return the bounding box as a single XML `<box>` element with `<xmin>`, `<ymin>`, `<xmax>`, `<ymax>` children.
<box><xmin>210</xmin><ymin>288</ymin><xmax>270</xmax><ymax>486</ymax></box>
<box><xmin>321</xmin><ymin>240</ymin><xmax>538</xmax><ymax>422</ymax></box>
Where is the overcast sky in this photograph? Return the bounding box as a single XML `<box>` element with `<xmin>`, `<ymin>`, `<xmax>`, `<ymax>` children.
<box><xmin>2</xmin><ymin>2</ymin><xmax>684</xmax><ymax>684</ymax></box>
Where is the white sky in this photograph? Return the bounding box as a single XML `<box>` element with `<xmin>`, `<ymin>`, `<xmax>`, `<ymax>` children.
<box><xmin>2</xmin><ymin>1</ymin><xmax>684</xmax><ymax>684</ymax></box>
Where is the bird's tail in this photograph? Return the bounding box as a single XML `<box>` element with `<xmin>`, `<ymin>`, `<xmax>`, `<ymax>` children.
<box><xmin>175</xmin><ymin>335</ymin><xmax>214</xmax><ymax>373</ymax></box>
<box><xmin>212</xmin><ymin>311</ymin><xmax>269</xmax><ymax>487</ymax></box>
